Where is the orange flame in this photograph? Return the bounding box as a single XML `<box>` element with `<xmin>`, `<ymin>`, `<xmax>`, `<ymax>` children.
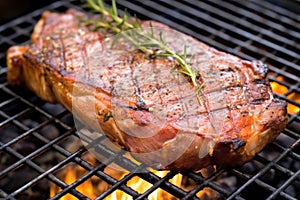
<box><xmin>50</xmin><ymin>164</ymin><xmax>96</xmax><ymax>199</ymax></box>
<box><xmin>270</xmin><ymin>76</ymin><xmax>300</xmax><ymax>114</ymax></box>
<box><xmin>50</xmin><ymin>155</ymin><xmax>182</xmax><ymax>199</ymax></box>
<box><xmin>106</xmin><ymin>170</ymin><xmax>182</xmax><ymax>200</ymax></box>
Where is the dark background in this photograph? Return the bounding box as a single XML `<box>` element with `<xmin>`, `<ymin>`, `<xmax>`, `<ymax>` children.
<box><xmin>0</xmin><ymin>0</ymin><xmax>56</xmax><ymax>24</ymax></box>
<box><xmin>0</xmin><ymin>0</ymin><xmax>299</xmax><ymax>25</ymax></box>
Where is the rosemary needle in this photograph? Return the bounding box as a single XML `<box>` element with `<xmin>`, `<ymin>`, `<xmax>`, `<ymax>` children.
<box><xmin>83</xmin><ymin>0</ymin><xmax>200</xmax><ymax>88</ymax></box>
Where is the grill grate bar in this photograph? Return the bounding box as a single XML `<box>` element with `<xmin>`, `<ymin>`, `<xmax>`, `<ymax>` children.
<box><xmin>249</xmin><ymin>0</ymin><xmax>300</xmax><ymax>22</ymax></box>
<box><xmin>116</xmin><ymin>0</ymin><xmax>251</xmax><ymax>60</ymax></box>
<box><xmin>51</xmin><ymin>151</ymin><xmax>126</xmax><ymax>200</ymax></box>
<box><xmin>0</xmin><ymin>143</ymin><xmax>87</xmax><ymax>199</ymax></box>
<box><xmin>0</xmin><ymin>97</ymin><xmax>88</xmax><ymax>198</ymax></box>
<box><xmin>283</xmin><ymin>128</ymin><xmax>300</xmax><ymax>140</ymax></box>
<box><xmin>50</xmin><ymin>133</ymin><xmax>148</xmax><ymax>197</ymax></box>
<box><xmin>94</xmin><ymin>164</ymin><xmax>147</xmax><ymax>200</ymax></box>
<box><xmin>0</xmin><ymin>110</ymin><xmax>69</xmax><ymax>152</ymax></box>
<box><xmin>266</xmin><ymin>169</ymin><xmax>300</xmax><ymax>200</ymax></box>
<box><xmin>232</xmin><ymin>169</ymin><xmax>298</xmax><ymax>200</ymax></box>
<box><xmin>221</xmin><ymin>1</ymin><xmax>298</xmax><ymax>45</ymax></box>
<box><xmin>182</xmin><ymin>0</ymin><xmax>300</xmax><ymax>56</ymax></box>
<box><xmin>19</xmin><ymin>145</ymin><xmax>90</xmax><ymax>200</ymax></box>
<box><xmin>0</xmin><ymin>127</ymin><xmax>73</xmax><ymax>179</ymax></box>
<box><xmin>43</xmin><ymin>134</ymin><xmax>142</xmax><ymax>198</ymax></box>
<box><xmin>228</xmin><ymin>0</ymin><xmax>300</xmax><ymax>35</ymax></box>
<box><xmin>187</xmin><ymin>1</ymin><xmax>300</xmax><ymax>73</ymax></box>
<box><xmin>135</xmin><ymin>171</ymin><xmax>179</xmax><ymax>200</ymax></box>
<box><xmin>0</xmin><ymin>189</ymin><xmax>16</xmax><ymax>200</ymax></box>
<box><xmin>79</xmin><ymin>132</ymin><xmax>189</xmax><ymax>199</ymax></box>
<box><xmin>139</xmin><ymin>171</ymin><xmax>189</xmax><ymax>198</ymax></box>
<box><xmin>0</xmin><ymin>96</ymin><xmax>17</xmax><ymax>108</ymax></box>
<box><xmin>166</xmin><ymin>0</ymin><xmax>298</xmax><ymax>59</ymax></box>
<box><xmin>0</xmin><ymin>108</ymin><xmax>31</xmax><ymax>127</ymax></box>
<box><xmin>287</xmin><ymin>115</ymin><xmax>300</xmax><ymax>130</ymax></box>
<box><xmin>181</xmin><ymin>169</ymin><xmax>225</xmax><ymax>200</ymax></box>
<box><xmin>1</xmin><ymin>86</ymin><xmax>74</xmax><ymax>130</ymax></box>
<box><xmin>255</xmin><ymin>154</ymin><xmax>297</xmax><ymax>179</ymax></box>
<box><xmin>268</xmin><ymin>76</ymin><xmax>299</xmax><ymax>93</ymax></box>
<box><xmin>52</xmin><ymin>135</ymin><xmax>143</xmax><ymax>199</ymax></box>
<box><xmin>272</xmin><ymin>141</ymin><xmax>300</xmax><ymax>161</ymax></box>
<box><xmin>228</xmin><ymin>138</ymin><xmax>300</xmax><ymax>200</ymax></box>
<box><xmin>118</xmin><ymin>0</ymin><xmax>300</xmax><ymax>77</ymax></box>
<box><xmin>0</xmin><ymin>0</ymin><xmax>299</xmax><ymax>199</ymax></box>
<box><xmin>122</xmin><ymin>0</ymin><xmax>251</xmax><ymax>50</ymax></box>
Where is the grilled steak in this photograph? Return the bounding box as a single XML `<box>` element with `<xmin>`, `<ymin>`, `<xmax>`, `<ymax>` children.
<box><xmin>6</xmin><ymin>9</ymin><xmax>288</xmax><ymax>171</ymax></box>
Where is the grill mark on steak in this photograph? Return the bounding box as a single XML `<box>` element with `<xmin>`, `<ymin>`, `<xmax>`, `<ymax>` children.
<box><xmin>132</xmin><ymin>64</ymin><xmax>148</xmax><ymax>111</ymax></box>
<box><xmin>146</xmin><ymin>60</ymin><xmax>165</xmax><ymax>112</ymax></box>
<box><xmin>59</xmin><ymin>31</ymin><xmax>67</xmax><ymax>71</ymax></box>
<box><xmin>80</xmin><ymin>33</ymin><xmax>89</xmax><ymax>77</ymax></box>
<box><xmin>6</xmin><ymin>9</ymin><xmax>288</xmax><ymax>171</ymax></box>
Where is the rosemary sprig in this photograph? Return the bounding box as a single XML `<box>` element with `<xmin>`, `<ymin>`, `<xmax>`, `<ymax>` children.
<box><xmin>83</xmin><ymin>0</ymin><xmax>199</xmax><ymax>87</ymax></box>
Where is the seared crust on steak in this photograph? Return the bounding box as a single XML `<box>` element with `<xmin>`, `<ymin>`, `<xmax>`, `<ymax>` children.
<box><xmin>6</xmin><ymin>9</ymin><xmax>288</xmax><ymax>171</ymax></box>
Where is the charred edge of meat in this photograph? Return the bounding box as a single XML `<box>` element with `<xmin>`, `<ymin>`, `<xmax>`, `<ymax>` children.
<box><xmin>212</xmin><ymin>138</ymin><xmax>247</xmax><ymax>167</ymax></box>
<box><xmin>252</xmin><ymin>60</ymin><xmax>269</xmax><ymax>77</ymax></box>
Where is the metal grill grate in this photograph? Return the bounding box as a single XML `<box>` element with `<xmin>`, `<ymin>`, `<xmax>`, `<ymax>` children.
<box><xmin>0</xmin><ymin>0</ymin><xmax>299</xmax><ymax>199</ymax></box>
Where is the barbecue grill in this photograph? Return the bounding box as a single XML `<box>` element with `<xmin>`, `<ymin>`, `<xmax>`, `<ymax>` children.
<box><xmin>0</xmin><ymin>0</ymin><xmax>299</xmax><ymax>199</ymax></box>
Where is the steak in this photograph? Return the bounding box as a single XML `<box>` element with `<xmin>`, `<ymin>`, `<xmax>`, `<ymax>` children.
<box><xmin>6</xmin><ymin>9</ymin><xmax>288</xmax><ymax>171</ymax></box>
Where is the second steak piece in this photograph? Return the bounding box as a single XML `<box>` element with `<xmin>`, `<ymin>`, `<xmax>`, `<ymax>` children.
<box><xmin>6</xmin><ymin>9</ymin><xmax>288</xmax><ymax>171</ymax></box>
